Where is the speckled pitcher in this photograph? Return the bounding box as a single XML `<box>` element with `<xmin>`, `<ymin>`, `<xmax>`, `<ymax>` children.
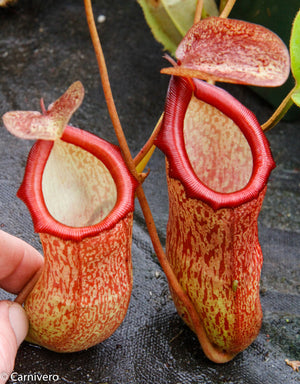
<box><xmin>18</xmin><ymin>125</ymin><xmax>137</xmax><ymax>352</ymax></box>
<box><xmin>155</xmin><ymin>76</ymin><xmax>275</xmax><ymax>362</ymax></box>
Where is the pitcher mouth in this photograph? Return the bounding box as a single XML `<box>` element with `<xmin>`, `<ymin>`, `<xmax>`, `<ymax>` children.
<box><xmin>155</xmin><ymin>76</ymin><xmax>276</xmax><ymax>210</ymax></box>
<box><xmin>17</xmin><ymin>125</ymin><xmax>138</xmax><ymax>241</ymax></box>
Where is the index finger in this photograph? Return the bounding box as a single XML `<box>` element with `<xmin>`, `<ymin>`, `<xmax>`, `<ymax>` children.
<box><xmin>0</xmin><ymin>231</ymin><xmax>44</xmax><ymax>294</ymax></box>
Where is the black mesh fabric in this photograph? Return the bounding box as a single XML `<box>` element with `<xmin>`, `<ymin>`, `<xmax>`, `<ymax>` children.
<box><xmin>0</xmin><ymin>1</ymin><xmax>299</xmax><ymax>383</ymax></box>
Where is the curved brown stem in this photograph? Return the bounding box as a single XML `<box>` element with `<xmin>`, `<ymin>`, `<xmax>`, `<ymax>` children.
<box><xmin>220</xmin><ymin>0</ymin><xmax>237</xmax><ymax>18</ymax></box>
<box><xmin>83</xmin><ymin>0</ymin><xmax>236</xmax><ymax>363</ymax></box>
<box><xmin>83</xmin><ymin>0</ymin><xmax>142</xmax><ymax>184</ymax></box>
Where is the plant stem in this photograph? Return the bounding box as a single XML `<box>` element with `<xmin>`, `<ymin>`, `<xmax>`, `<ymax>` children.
<box><xmin>220</xmin><ymin>0</ymin><xmax>237</xmax><ymax>18</ymax></box>
<box><xmin>194</xmin><ymin>0</ymin><xmax>204</xmax><ymax>24</ymax></box>
<box><xmin>83</xmin><ymin>0</ymin><xmax>141</xmax><ymax>184</ymax></box>
<box><xmin>133</xmin><ymin>113</ymin><xmax>163</xmax><ymax>171</ymax></box>
<box><xmin>262</xmin><ymin>87</ymin><xmax>295</xmax><ymax>132</ymax></box>
<box><xmin>219</xmin><ymin>0</ymin><xmax>228</xmax><ymax>13</ymax></box>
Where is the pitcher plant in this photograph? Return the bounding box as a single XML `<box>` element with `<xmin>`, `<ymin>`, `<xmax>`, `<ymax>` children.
<box><xmin>3</xmin><ymin>82</ymin><xmax>138</xmax><ymax>352</ymax></box>
<box><xmin>155</xmin><ymin>75</ymin><xmax>275</xmax><ymax>359</ymax></box>
<box><xmin>2</xmin><ymin>0</ymin><xmax>298</xmax><ymax>364</ymax></box>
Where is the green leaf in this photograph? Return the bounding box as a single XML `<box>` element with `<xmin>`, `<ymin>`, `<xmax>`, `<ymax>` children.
<box><xmin>162</xmin><ymin>0</ymin><xmax>218</xmax><ymax>36</ymax></box>
<box><xmin>290</xmin><ymin>10</ymin><xmax>300</xmax><ymax>84</ymax></box>
<box><xmin>291</xmin><ymin>85</ymin><xmax>300</xmax><ymax>107</ymax></box>
<box><xmin>137</xmin><ymin>0</ymin><xmax>182</xmax><ymax>54</ymax></box>
<box><xmin>137</xmin><ymin>0</ymin><xmax>218</xmax><ymax>55</ymax></box>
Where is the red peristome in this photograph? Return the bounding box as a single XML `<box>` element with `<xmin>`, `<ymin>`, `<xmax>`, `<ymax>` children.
<box><xmin>155</xmin><ymin>76</ymin><xmax>275</xmax><ymax>210</ymax></box>
<box><xmin>17</xmin><ymin>125</ymin><xmax>138</xmax><ymax>241</ymax></box>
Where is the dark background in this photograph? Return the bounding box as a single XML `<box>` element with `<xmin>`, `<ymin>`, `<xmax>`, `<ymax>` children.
<box><xmin>0</xmin><ymin>1</ymin><xmax>299</xmax><ymax>383</ymax></box>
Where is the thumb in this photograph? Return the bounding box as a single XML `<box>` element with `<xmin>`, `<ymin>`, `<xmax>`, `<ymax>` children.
<box><xmin>0</xmin><ymin>301</ymin><xmax>28</xmax><ymax>384</ymax></box>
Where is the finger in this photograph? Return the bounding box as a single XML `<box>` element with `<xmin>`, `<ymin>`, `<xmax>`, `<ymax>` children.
<box><xmin>0</xmin><ymin>301</ymin><xmax>28</xmax><ymax>384</ymax></box>
<box><xmin>0</xmin><ymin>231</ymin><xmax>43</xmax><ymax>294</ymax></box>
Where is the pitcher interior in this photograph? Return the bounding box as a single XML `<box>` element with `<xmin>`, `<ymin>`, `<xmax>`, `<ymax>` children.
<box><xmin>184</xmin><ymin>95</ymin><xmax>253</xmax><ymax>194</ymax></box>
<box><xmin>42</xmin><ymin>140</ymin><xmax>117</xmax><ymax>227</ymax></box>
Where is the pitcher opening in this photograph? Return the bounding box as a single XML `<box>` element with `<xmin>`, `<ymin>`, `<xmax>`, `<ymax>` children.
<box><xmin>42</xmin><ymin>139</ymin><xmax>117</xmax><ymax>227</ymax></box>
<box><xmin>184</xmin><ymin>94</ymin><xmax>253</xmax><ymax>194</ymax></box>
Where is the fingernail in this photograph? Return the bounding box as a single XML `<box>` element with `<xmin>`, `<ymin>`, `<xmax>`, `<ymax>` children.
<box><xmin>8</xmin><ymin>303</ymin><xmax>29</xmax><ymax>347</ymax></box>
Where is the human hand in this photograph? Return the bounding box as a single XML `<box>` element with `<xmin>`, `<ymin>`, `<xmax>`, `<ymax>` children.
<box><xmin>0</xmin><ymin>230</ymin><xmax>43</xmax><ymax>384</ymax></box>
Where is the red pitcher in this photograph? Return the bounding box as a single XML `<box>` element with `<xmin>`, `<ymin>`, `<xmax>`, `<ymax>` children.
<box><xmin>155</xmin><ymin>76</ymin><xmax>275</xmax><ymax>362</ymax></box>
<box><xmin>17</xmin><ymin>125</ymin><xmax>137</xmax><ymax>352</ymax></box>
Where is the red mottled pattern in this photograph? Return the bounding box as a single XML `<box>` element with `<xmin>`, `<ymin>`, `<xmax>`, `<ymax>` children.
<box><xmin>175</xmin><ymin>17</ymin><xmax>290</xmax><ymax>86</ymax></box>
<box><xmin>165</xmin><ymin>162</ymin><xmax>266</xmax><ymax>354</ymax></box>
<box><xmin>25</xmin><ymin>213</ymin><xmax>133</xmax><ymax>353</ymax></box>
<box><xmin>2</xmin><ymin>82</ymin><xmax>84</xmax><ymax>140</ymax></box>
